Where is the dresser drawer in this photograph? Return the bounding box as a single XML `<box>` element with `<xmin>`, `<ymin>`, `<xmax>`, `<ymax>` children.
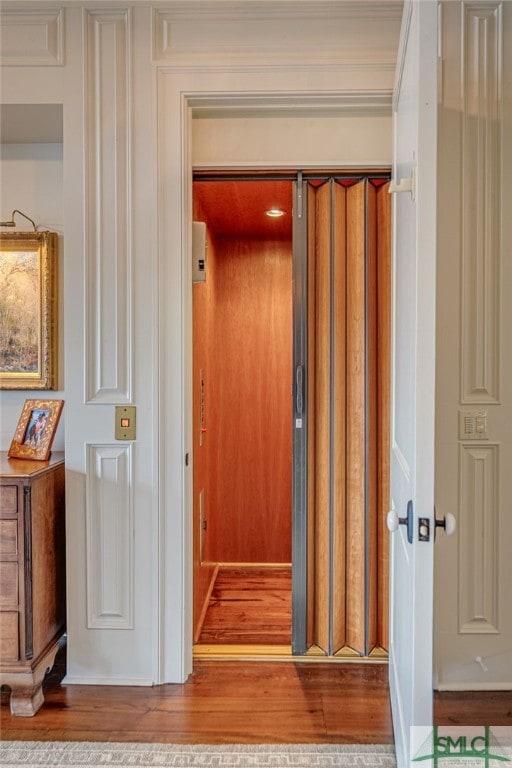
<box><xmin>0</xmin><ymin>520</ymin><xmax>18</xmax><ymax>557</ymax></box>
<box><xmin>0</xmin><ymin>612</ymin><xmax>20</xmax><ymax>661</ymax></box>
<box><xmin>0</xmin><ymin>485</ymin><xmax>18</xmax><ymax>515</ymax></box>
<box><xmin>0</xmin><ymin>562</ymin><xmax>18</xmax><ymax>606</ymax></box>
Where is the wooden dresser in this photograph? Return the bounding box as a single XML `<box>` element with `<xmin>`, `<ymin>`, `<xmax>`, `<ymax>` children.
<box><xmin>0</xmin><ymin>452</ymin><xmax>65</xmax><ymax>716</ymax></box>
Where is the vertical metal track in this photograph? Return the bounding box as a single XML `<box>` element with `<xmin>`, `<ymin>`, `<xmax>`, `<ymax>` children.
<box><xmin>291</xmin><ymin>176</ymin><xmax>309</xmax><ymax>654</ymax></box>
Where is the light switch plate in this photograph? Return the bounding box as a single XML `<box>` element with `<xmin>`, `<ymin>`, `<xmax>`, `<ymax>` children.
<box><xmin>459</xmin><ymin>409</ymin><xmax>488</xmax><ymax>440</ymax></box>
<box><xmin>115</xmin><ymin>406</ymin><xmax>136</xmax><ymax>440</ymax></box>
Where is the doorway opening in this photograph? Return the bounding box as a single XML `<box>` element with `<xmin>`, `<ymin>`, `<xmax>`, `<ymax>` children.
<box><xmin>191</xmin><ymin>171</ymin><xmax>391</xmax><ymax>660</ymax></box>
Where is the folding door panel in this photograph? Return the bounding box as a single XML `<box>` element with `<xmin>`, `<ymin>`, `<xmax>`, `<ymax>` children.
<box><xmin>344</xmin><ymin>180</ymin><xmax>366</xmax><ymax>655</ymax></box>
<box><xmin>301</xmin><ymin>176</ymin><xmax>390</xmax><ymax>658</ymax></box>
<box><xmin>331</xmin><ymin>181</ymin><xmax>348</xmax><ymax>654</ymax></box>
<box><xmin>367</xmin><ymin>180</ymin><xmax>391</xmax><ymax>653</ymax></box>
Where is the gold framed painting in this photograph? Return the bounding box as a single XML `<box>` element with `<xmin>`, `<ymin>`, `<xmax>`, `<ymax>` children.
<box><xmin>8</xmin><ymin>398</ymin><xmax>64</xmax><ymax>461</ymax></box>
<box><xmin>0</xmin><ymin>231</ymin><xmax>58</xmax><ymax>389</ymax></box>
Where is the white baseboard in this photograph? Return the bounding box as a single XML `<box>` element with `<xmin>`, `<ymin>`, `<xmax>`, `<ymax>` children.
<box><xmin>435</xmin><ymin>682</ymin><xmax>512</xmax><ymax>691</ymax></box>
<box><xmin>62</xmin><ymin>675</ymin><xmax>153</xmax><ymax>686</ymax></box>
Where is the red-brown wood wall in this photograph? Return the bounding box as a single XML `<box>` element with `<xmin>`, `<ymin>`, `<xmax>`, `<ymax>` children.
<box><xmin>205</xmin><ymin>236</ymin><xmax>293</xmax><ymax>563</ymax></box>
<box><xmin>192</xmin><ymin>198</ymin><xmax>216</xmax><ymax>638</ymax></box>
<box><xmin>193</xmin><ymin>184</ymin><xmax>293</xmax><ymax>580</ymax></box>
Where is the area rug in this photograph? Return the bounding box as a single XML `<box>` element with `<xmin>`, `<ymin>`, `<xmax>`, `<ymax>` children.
<box><xmin>0</xmin><ymin>742</ymin><xmax>396</xmax><ymax>768</ymax></box>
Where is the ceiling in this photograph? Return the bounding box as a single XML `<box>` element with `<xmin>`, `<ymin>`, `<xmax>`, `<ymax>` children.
<box><xmin>193</xmin><ymin>179</ymin><xmax>293</xmax><ymax>240</ymax></box>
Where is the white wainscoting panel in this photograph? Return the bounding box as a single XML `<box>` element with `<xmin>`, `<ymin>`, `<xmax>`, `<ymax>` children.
<box><xmin>152</xmin><ymin>3</ymin><xmax>401</xmax><ymax>70</ymax></box>
<box><xmin>86</xmin><ymin>444</ymin><xmax>134</xmax><ymax>629</ymax></box>
<box><xmin>85</xmin><ymin>9</ymin><xmax>132</xmax><ymax>403</ymax></box>
<box><xmin>459</xmin><ymin>443</ymin><xmax>499</xmax><ymax>633</ymax></box>
<box><xmin>460</xmin><ymin>2</ymin><xmax>502</xmax><ymax>404</ymax></box>
<box><xmin>0</xmin><ymin>10</ymin><xmax>63</xmax><ymax>66</ymax></box>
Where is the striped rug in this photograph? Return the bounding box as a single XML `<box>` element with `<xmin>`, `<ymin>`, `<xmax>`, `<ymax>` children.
<box><xmin>0</xmin><ymin>742</ymin><xmax>396</xmax><ymax>767</ymax></box>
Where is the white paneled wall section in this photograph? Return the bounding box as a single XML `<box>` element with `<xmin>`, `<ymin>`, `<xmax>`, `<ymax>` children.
<box><xmin>435</xmin><ymin>0</ymin><xmax>512</xmax><ymax>689</ymax></box>
<box><xmin>86</xmin><ymin>9</ymin><xmax>131</xmax><ymax>403</ymax></box>
<box><xmin>86</xmin><ymin>444</ymin><xmax>133</xmax><ymax>629</ymax></box>
<box><xmin>0</xmin><ymin>9</ymin><xmax>63</xmax><ymax>66</ymax></box>
<box><xmin>460</xmin><ymin>2</ymin><xmax>502</xmax><ymax>405</ymax></box>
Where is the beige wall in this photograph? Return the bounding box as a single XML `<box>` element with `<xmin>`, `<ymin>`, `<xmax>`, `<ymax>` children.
<box><xmin>193</xmin><ymin>115</ymin><xmax>392</xmax><ymax>169</ymax></box>
<box><xmin>434</xmin><ymin>0</ymin><xmax>512</xmax><ymax>689</ymax></box>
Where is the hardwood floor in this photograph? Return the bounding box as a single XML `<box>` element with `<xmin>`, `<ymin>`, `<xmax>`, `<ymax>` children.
<box><xmin>1</xmin><ymin>569</ymin><xmax>510</xmax><ymax>741</ymax></box>
<box><xmin>1</xmin><ymin>644</ymin><xmax>511</xmax><ymax>742</ymax></box>
<box><xmin>197</xmin><ymin>566</ymin><xmax>292</xmax><ymax>645</ymax></box>
<box><xmin>0</xmin><ymin>653</ymin><xmax>393</xmax><ymax>744</ymax></box>
<box><xmin>434</xmin><ymin>690</ymin><xmax>512</xmax><ymax>726</ymax></box>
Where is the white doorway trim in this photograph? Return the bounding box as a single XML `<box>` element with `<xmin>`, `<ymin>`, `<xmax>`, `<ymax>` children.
<box><xmin>156</xmin><ymin>66</ymin><xmax>392</xmax><ymax>684</ymax></box>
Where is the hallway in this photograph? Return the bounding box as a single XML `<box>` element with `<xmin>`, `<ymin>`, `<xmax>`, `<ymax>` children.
<box><xmin>1</xmin><ymin>649</ymin><xmax>510</xmax><ymax>743</ymax></box>
<box><xmin>1</xmin><ymin>654</ymin><xmax>393</xmax><ymax>744</ymax></box>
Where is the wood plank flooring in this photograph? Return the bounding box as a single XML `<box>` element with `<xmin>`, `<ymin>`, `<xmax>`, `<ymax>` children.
<box><xmin>1</xmin><ymin>654</ymin><xmax>393</xmax><ymax>744</ymax></box>
<box><xmin>197</xmin><ymin>566</ymin><xmax>291</xmax><ymax>645</ymax></box>
<box><xmin>434</xmin><ymin>690</ymin><xmax>512</xmax><ymax>726</ymax></box>
<box><xmin>2</xmin><ymin>649</ymin><xmax>510</xmax><ymax>744</ymax></box>
<box><xmin>2</xmin><ymin>566</ymin><xmax>510</xmax><ymax>741</ymax></box>
<box><xmin>2</xmin><ymin>645</ymin><xmax>511</xmax><ymax>742</ymax></box>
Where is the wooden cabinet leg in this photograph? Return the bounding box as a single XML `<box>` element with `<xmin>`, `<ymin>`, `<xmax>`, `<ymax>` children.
<box><xmin>1</xmin><ymin>639</ymin><xmax>61</xmax><ymax>717</ymax></box>
<box><xmin>9</xmin><ymin>682</ymin><xmax>44</xmax><ymax>717</ymax></box>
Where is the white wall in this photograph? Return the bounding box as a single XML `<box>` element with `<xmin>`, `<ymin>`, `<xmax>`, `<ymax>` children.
<box><xmin>2</xmin><ymin>0</ymin><xmax>509</xmax><ymax>696</ymax></box>
<box><xmin>0</xmin><ymin>142</ymin><xmax>65</xmax><ymax>451</ymax></box>
<box><xmin>193</xmin><ymin>115</ymin><xmax>391</xmax><ymax>168</ymax></box>
<box><xmin>0</xmin><ymin>0</ymin><xmax>445</xmax><ymax>691</ymax></box>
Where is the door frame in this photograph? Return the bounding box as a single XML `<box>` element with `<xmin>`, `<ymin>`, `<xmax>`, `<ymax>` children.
<box><xmin>156</xmin><ymin>68</ymin><xmax>393</xmax><ymax>683</ymax></box>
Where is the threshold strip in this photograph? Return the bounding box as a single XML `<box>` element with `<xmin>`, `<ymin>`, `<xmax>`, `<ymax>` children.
<box><xmin>193</xmin><ymin>644</ymin><xmax>388</xmax><ymax>663</ymax></box>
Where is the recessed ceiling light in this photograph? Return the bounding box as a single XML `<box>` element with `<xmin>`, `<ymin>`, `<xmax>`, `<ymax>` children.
<box><xmin>266</xmin><ymin>208</ymin><xmax>285</xmax><ymax>218</ymax></box>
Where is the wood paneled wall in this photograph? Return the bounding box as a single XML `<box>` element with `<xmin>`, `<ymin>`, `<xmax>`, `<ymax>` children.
<box><xmin>308</xmin><ymin>178</ymin><xmax>390</xmax><ymax>657</ymax></box>
<box><xmin>195</xmin><ymin>229</ymin><xmax>293</xmax><ymax>566</ymax></box>
<box><xmin>192</xmin><ymin>199</ymin><xmax>216</xmax><ymax>640</ymax></box>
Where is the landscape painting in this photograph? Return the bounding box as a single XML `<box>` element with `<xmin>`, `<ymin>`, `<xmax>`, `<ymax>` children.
<box><xmin>0</xmin><ymin>231</ymin><xmax>58</xmax><ymax>390</ymax></box>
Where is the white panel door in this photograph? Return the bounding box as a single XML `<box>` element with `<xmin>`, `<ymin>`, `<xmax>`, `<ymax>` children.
<box><xmin>388</xmin><ymin>1</ymin><xmax>438</xmax><ymax>766</ymax></box>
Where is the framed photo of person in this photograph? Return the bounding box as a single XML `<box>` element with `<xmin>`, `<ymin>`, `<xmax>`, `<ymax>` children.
<box><xmin>8</xmin><ymin>399</ymin><xmax>64</xmax><ymax>461</ymax></box>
